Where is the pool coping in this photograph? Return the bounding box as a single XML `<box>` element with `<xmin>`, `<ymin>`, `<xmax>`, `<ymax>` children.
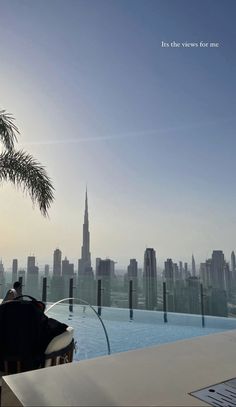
<box><xmin>2</xmin><ymin>328</ymin><xmax>236</xmax><ymax>406</ymax></box>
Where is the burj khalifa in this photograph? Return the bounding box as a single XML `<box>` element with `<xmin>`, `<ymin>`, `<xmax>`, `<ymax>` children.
<box><xmin>78</xmin><ymin>188</ymin><xmax>92</xmax><ymax>274</ymax></box>
<box><xmin>78</xmin><ymin>189</ymin><xmax>94</xmax><ymax>303</ymax></box>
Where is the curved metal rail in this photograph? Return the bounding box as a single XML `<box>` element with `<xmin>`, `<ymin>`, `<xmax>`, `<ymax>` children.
<box><xmin>46</xmin><ymin>297</ymin><xmax>111</xmax><ymax>355</ymax></box>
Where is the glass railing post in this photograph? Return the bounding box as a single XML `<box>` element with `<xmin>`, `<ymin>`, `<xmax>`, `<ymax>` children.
<box><xmin>163</xmin><ymin>281</ymin><xmax>168</xmax><ymax>323</ymax></box>
<box><xmin>129</xmin><ymin>280</ymin><xmax>133</xmax><ymax>320</ymax></box>
<box><xmin>42</xmin><ymin>277</ymin><xmax>47</xmax><ymax>302</ymax></box>
<box><xmin>97</xmin><ymin>279</ymin><xmax>102</xmax><ymax>316</ymax></box>
<box><xmin>200</xmin><ymin>283</ymin><xmax>205</xmax><ymax>328</ymax></box>
<box><xmin>69</xmin><ymin>278</ymin><xmax>74</xmax><ymax>312</ymax></box>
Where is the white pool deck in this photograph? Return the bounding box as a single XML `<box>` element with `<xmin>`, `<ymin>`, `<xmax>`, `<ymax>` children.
<box><xmin>2</xmin><ymin>329</ymin><xmax>236</xmax><ymax>406</ymax></box>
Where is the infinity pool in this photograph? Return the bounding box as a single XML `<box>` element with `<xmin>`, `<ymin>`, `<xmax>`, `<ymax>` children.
<box><xmin>46</xmin><ymin>304</ymin><xmax>236</xmax><ymax>361</ymax></box>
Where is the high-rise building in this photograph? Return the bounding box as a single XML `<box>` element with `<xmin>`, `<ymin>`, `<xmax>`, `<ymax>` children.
<box><xmin>192</xmin><ymin>255</ymin><xmax>196</xmax><ymax>277</ymax></box>
<box><xmin>211</xmin><ymin>250</ymin><xmax>225</xmax><ymax>289</ymax></box>
<box><xmin>96</xmin><ymin>258</ymin><xmax>113</xmax><ymax>307</ymax></box>
<box><xmin>143</xmin><ymin>248</ymin><xmax>157</xmax><ymax>310</ymax></box>
<box><xmin>208</xmin><ymin>251</ymin><xmax>228</xmax><ymax>316</ymax></box>
<box><xmin>44</xmin><ymin>264</ymin><xmax>50</xmax><ymax>276</ymax></box>
<box><xmin>199</xmin><ymin>260</ymin><xmax>211</xmax><ymax>289</ymax></box>
<box><xmin>12</xmin><ymin>259</ymin><xmax>18</xmax><ymax>283</ymax></box>
<box><xmin>53</xmin><ymin>249</ymin><xmax>62</xmax><ymax>276</ymax></box>
<box><xmin>164</xmin><ymin>259</ymin><xmax>174</xmax><ymax>284</ymax></box>
<box><xmin>62</xmin><ymin>257</ymin><xmax>74</xmax><ymax>276</ymax></box>
<box><xmin>78</xmin><ymin>189</ymin><xmax>94</xmax><ymax>304</ymax></box>
<box><xmin>230</xmin><ymin>251</ymin><xmax>236</xmax><ymax>298</ymax></box>
<box><xmin>224</xmin><ymin>262</ymin><xmax>232</xmax><ymax>297</ymax></box>
<box><xmin>231</xmin><ymin>251</ymin><xmax>236</xmax><ymax>274</ymax></box>
<box><xmin>199</xmin><ymin>253</ymin><xmax>227</xmax><ymax>316</ymax></box>
<box><xmin>61</xmin><ymin>257</ymin><xmax>75</xmax><ymax>298</ymax></box>
<box><xmin>174</xmin><ymin>278</ymin><xmax>187</xmax><ymax>313</ymax></box>
<box><xmin>78</xmin><ymin>189</ymin><xmax>92</xmax><ymax>274</ymax></box>
<box><xmin>184</xmin><ymin>262</ymin><xmax>189</xmax><ymax>279</ymax></box>
<box><xmin>126</xmin><ymin>259</ymin><xmax>138</xmax><ymax>308</ymax></box>
<box><xmin>179</xmin><ymin>261</ymin><xmax>183</xmax><ymax>280</ymax></box>
<box><xmin>26</xmin><ymin>255</ymin><xmax>39</xmax><ymax>297</ymax></box>
<box><xmin>163</xmin><ymin>258</ymin><xmax>175</xmax><ymax>311</ymax></box>
<box><xmin>210</xmin><ymin>287</ymin><xmax>228</xmax><ymax>317</ymax></box>
<box><xmin>186</xmin><ymin>276</ymin><xmax>200</xmax><ymax>314</ymax></box>
<box><xmin>51</xmin><ymin>249</ymin><xmax>63</xmax><ymax>301</ymax></box>
<box><xmin>0</xmin><ymin>260</ymin><xmax>5</xmax><ymax>297</ymax></box>
<box><xmin>27</xmin><ymin>256</ymin><xmax>36</xmax><ymax>273</ymax></box>
<box><xmin>0</xmin><ymin>260</ymin><xmax>4</xmax><ymax>275</ymax></box>
<box><xmin>173</xmin><ymin>263</ymin><xmax>179</xmax><ymax>280</ymax></box>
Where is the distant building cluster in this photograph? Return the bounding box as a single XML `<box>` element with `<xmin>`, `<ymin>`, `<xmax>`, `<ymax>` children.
<box><xmin>0</xmin><ymin>191</ymin><xmax>235</xmax><ymax>318</ymax></box>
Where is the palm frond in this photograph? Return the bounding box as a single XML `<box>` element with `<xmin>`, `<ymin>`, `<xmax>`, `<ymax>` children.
<box><xmin>0</xmin><ymin>150</ymin><xmax>54</xmax><ymax>216</ymax></box>
<box><xmin>0</xmin><ymin>110</ymin><xmax>19</xmax><ymax>150</ymax></box>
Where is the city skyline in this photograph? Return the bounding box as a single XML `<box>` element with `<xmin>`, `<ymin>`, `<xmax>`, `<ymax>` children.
<box><xmin>1</xmin><ymin>190</ymin><xmax>236</xmax><ymax>270</ymax></box>
<box><xmin>1</xmin><ymin>247</ymin><xmax>236</xmax><ymax>275</ymax></box>
<box><xmin>0</xmin><ymin>1</ymin><xmax>236</xmax><ymax>267</ymax></box>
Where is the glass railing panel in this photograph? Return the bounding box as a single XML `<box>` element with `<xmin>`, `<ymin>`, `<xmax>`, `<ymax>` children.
<box><xmin>24</xmin><ymin>274</ymin><xmax>236</xmax><ymax>320</ymax></box>
<box><xmin>45</xmin><ymin>298</ymin><xmax>110</xmax><ymax>361</ymax></box>
<box><xmin>18</xmin><ymin>274</ymin><xmax>236</xmax><ymax>362</ymax></box>
<box><xmin>79</xmin><ymin>306</ymin><xmax>236</xmax><ymax>356</ymax></box>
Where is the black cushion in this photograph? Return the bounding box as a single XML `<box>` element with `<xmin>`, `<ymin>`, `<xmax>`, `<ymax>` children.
<box><xmin>0</xmin><ymin>300</ymin><xmax>68</xmax><ymax>373</ymax></box>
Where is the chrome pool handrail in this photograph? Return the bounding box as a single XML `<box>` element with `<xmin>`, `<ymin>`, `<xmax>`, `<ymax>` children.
<box><xmin>45</xmin><ymin>297</ymin><xmax>111</xmax><ymax>355</ymax></box>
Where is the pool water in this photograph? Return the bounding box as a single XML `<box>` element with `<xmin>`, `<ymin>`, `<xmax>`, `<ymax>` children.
<box><xmin>46</xmin><ymin>304</ymin><xmax>236</xmax><ymax>361</ymax></box>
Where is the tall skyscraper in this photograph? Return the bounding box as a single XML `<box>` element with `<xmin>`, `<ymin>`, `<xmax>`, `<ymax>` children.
<box><xmin>12</xmin><ymin>259</ymin><xmax>18</xmax><ymax>283</ymax></box>
<box><xmin>61</xmin><ymin>257</ymin><xmax>75</xmax><ymax>298</ymax></box>
<box><xmin>164</xmin><ymin>259</ymin><xmax>174</xmax><ymax>284</ymax></box>
<box><xmin>26</xmin><ymin>255</ymin><xmax>39</xmax><ymax>297</ymax></box>
<box><xmin>186</xmin><ymin>276</ymin><xmax>200</xmax><ymax>314</ymax></box>
<box><xmin>27</xmin><ymin>256</ymin><xmax>36</xmax><ymax>273</ymax></box>
<box><xmin>179</xmin><ymin>261</ymin><xmax>183</xmax><ymax>279</ymax></box>
<box><xmin>173</xmin><ymin>263</ymin><xmax>179</xmax><ymax>280</ymax></box>
<box><xmin>199</xmin><ymin>260</ymin><xmax>211</xmax><ymax>288</ymax></box>
<box><xmin>62</xmin><ymin>257</ymin><xmax>74</xmax><ymax>276</ymax></box>
<box><xmin>0</xmin><ymin>260</ymin><xmax>4</xmax><ymax>275</ymax></box>
<box><xmin>184</xmin><ymin>262</ymin><xmax>189</xmax><ymax>279</ymax></box>
<box><xmin>163</xmin><ymin>258</ymin><xmax>175</xmax><ymax>311</ymax></box>
<box><xmin>53</xmin><ymin>248</ymin><xmax>62</xmax><ymax>276</ymax></box>
<box><xmin>211</xmin><ymin>250</ymin><xmax>225</xmax><ymax>289</ymax></box>
<box><xmin>51</xmin><ymin>248</ymin><xmax>63</xmax><ymax>301</ymax></box>
<box><xmin>44</xmin><ymin>264</ymin><xmax>50</xmax><ymax>276</ymax></box>
<box><xmin>231</xmin><ymin>251</ymin><xmax>236</xmax><ymax>274</ymax></box>
<box><xmin>230</xmin><ymin>251</ymin><xmax>236</xmax><ymax>297</ymax></box>
<box><xmin>192</xmin><ymin>255</ymin><xmax>196</xmax><ymax>277</ymax></box>
<box><xmin>126</xmin><ymin>259</ymin><xmax>138</xmax><ymax>308</ymax></box>
<box><xmin>224</xmin><ymin>262</ymin><xmax>232</xmax><ymax>296</ymax></box>
<box><xmin>0</xmin><ymin>260</ymin><xmax>5</xmax><ymax>298</ymax></box>
<box><xmin>78</xmin><ymin>189</ymin><xmax>94</xmax><ymax>304</ymax></box>
<box><xmin>143</xmin><ymin>248</ymin><xmax>157</xmax><ymax>310</ymax></box>
<box><xmin>208</xmin><ymin>251</ymin><xmax>228</xmax><ymax>316</ymax></box>
<box><xmin>96</xmin><ymin>258</ymin><xmax>113</xmax><ymax>307</ymax></box>
<box><xmin>78</xmin><ymin>189</ymin><xmax>92</xmax><ymax>274</ymax></box>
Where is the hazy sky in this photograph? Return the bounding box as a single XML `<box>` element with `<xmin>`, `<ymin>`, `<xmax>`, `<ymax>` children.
<box><xmin>0</xmin><ymin>0</ymin><xmax>236</xmax><ymax>270</ymax></box>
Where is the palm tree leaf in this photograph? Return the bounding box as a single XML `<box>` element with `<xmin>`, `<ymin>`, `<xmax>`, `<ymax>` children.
<box><xmin>0</xmin><ymin>150</ymin><xmax>54</xmax><ymax>216</ymax></box>
<box><xmin>0</xmin><ymin>110</ymin><xmax>19</xmax><ymax>150</ymax></box>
